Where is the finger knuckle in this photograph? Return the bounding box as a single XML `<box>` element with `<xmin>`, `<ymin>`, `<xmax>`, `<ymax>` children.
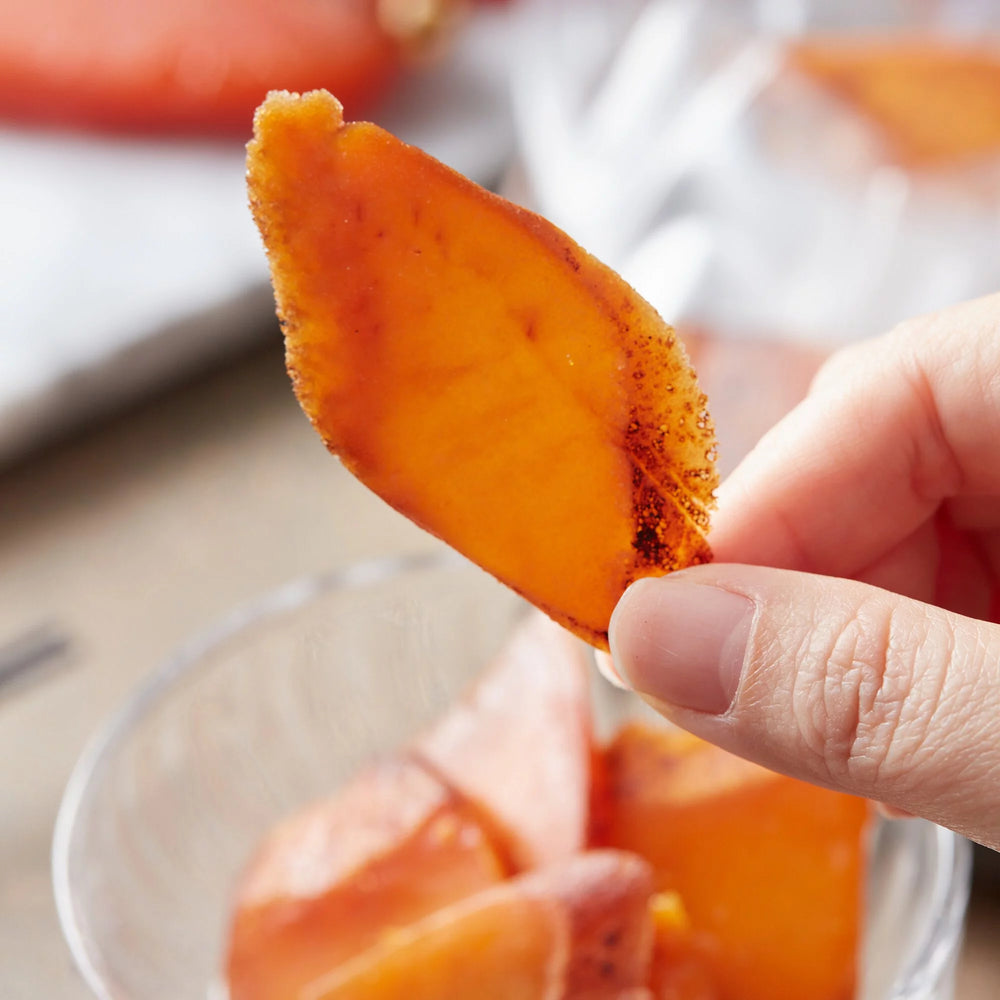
<box><xmin>792</xmin><ymin>597</ymin><xmax>946</xmax><ymax>794</ymax></box>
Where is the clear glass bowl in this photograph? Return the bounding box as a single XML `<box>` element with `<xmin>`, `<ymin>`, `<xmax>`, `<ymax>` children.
<box><xmin>52</xmin><ymin>553</ymin><xmax>972</xmax><ymax>1000</ymax></box>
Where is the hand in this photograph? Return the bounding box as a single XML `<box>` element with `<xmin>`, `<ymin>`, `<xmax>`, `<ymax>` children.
<box><xmin>609</xmin><ymin>293</ymin><xmax>1000</xmax><ymax>849</ymax></box>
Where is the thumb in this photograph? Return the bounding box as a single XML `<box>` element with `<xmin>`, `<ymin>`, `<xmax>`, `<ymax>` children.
<box><xmin>609</xmin><ymin>564</ymin><xmax>1000</xmax><ymax>850</ymax></box>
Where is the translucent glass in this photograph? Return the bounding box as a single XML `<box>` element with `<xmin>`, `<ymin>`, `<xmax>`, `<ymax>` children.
<box><xmin>53</xmin><ymin>554</ymin><xmax>972</xmax><ymax>1000</ymax></box>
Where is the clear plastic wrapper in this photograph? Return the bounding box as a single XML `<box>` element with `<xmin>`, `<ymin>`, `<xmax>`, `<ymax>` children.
<box><xmin>508</xmin><ymin>0</ymin><xmax>1000</xmax><ymax>349</ymax></box>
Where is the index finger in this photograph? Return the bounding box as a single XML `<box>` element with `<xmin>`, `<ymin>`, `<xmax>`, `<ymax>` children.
<box><xmin>708</xmin><ymin>294</ymin><xmax>1000</xmax><ymax>578</ymax></box>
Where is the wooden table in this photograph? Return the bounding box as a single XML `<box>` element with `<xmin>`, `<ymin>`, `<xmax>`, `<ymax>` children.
<box><xmin>1</xmin><ymin>335</ymin><xmax>997</xmax><ymax>999</ymax></box>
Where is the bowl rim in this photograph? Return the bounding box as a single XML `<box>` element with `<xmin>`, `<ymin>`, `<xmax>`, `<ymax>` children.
<box><xmin>883</xmin><ymin>822</ymin><xmax>972</xmax><ymax>1000</ymax></box>
<box><xmin>51</xmin><ymin>551</ymin><xmax>973</xmax><ymax>1000</ymax></box>
<box><xmin>51</xmin><ymin>550</ymin><xmax>460</xmax><ymax>1000</ymax></box>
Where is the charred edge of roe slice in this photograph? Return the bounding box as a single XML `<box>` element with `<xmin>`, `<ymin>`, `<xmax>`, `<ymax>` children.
<box><xmin>629</xmin><ymin>466</ymin><xmax>713</xmax><ymax>574</ymax></box>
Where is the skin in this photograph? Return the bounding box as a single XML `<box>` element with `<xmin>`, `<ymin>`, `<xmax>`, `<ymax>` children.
<box><xmin>609</xmin><ymin>293</ymin><xmax>1000</xmax><ymax>850</ymax></box>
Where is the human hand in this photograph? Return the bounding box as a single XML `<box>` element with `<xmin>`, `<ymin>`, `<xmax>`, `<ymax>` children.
<box><xmin>609</xmin><ymin>294</ymin><xmax>1000</xmax><ymax>849</ymax></box>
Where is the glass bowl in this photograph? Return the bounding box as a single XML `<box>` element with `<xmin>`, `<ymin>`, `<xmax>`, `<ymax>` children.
<box><xmin>52</xmin><ymin>553</ymin><xmax>972</xmax><ymax>1000</ymax></box>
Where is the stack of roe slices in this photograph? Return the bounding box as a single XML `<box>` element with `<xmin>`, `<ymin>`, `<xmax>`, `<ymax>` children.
<box><xmin>227</xmin><ymin>613</ymin><xmax>870</xmax><ymax>1000</ymax></box>
<box><xmin>0</xmin><ymin>0</ymin><xmax>466</xmax><ymax>133</ymax></box>
<box><xmin>236</xmin><ymin>89</ymin><xmax>872</xmax><ymax>1000</ymax></box>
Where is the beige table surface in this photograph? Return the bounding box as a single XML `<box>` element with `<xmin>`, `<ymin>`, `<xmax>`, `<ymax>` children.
<box><xmin>1</xmin><ymin>336</ymin><xmax>998</xmax><ymax>999</ymax></box>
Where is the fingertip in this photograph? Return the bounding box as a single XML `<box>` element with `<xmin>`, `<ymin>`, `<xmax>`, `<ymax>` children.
<box><xmin>594</xmin><ymin>649</ymin><xmax>629</xmax><ymax>690</ymax></box>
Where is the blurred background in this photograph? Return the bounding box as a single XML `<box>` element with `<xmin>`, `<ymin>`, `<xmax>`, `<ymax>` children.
<box><xmin>2</xmin><ymin>0</ymin><xmax>1000</xmax><ymax>997</ymax></box>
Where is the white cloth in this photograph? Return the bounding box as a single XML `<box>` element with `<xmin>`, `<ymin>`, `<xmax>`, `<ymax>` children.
<box><xmin>0</xmin><ymin>6</ymin><xmax>515</xmax><ymax>465</ymax></box>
